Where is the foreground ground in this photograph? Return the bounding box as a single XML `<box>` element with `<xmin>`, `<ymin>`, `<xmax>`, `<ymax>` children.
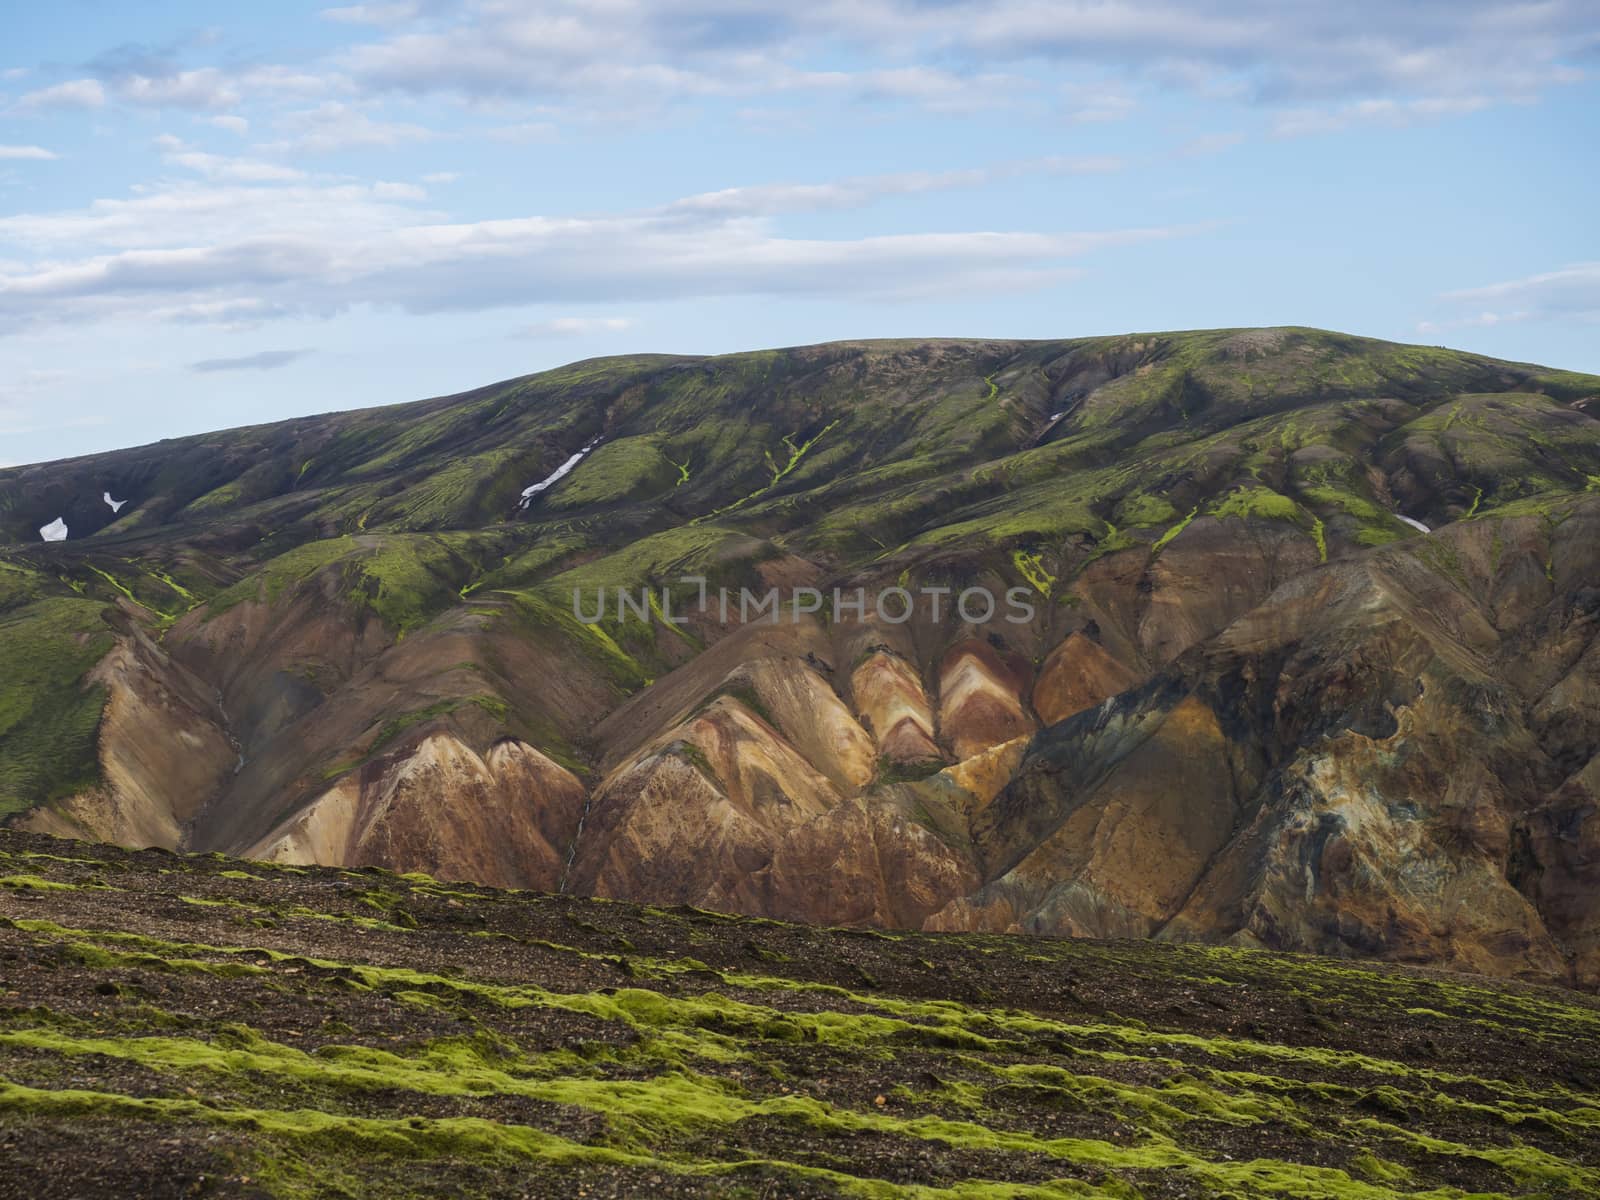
<box><xmin>0</xmin><ymin>828</ymin><xmax>1597</xmax><ymax>1199</ymax></box>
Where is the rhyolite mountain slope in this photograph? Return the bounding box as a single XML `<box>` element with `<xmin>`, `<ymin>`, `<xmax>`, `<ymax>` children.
<box><xmin>4</xmin><ymin>828</ymin><xmax>1599</xmax><ymax>1199</ymax></box>
<box><xmin>2</xmin><ymin>328</ymin><xmax>1599</xmax><ymax>985</ymax></box>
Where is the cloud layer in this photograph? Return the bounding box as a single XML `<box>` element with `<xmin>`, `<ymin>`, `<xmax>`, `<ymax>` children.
<box><xmin>1427</xmin><ymin>264</ymin><xmax>1600</xmax><ymax>330</ymax></box>
<box><xmin>327</xmin><ymin>0</ymin><xmax>1594</xmax><ymax>111</ymax></box>
<box><xmin>0</xmin><ymin>0</ymin><xmax>1591</xmax><ymax>467</ymax></box>
<box><xmin>188</xmin><ymin>348</ymin><xmax>314</xmax><ymax>373</ymax></box>
<box><xmin>0</xmin><ymin>148</ymin><xmax>1196</xmax><ymax>335</ymax></box>
<box><xmin>8</xmin><ymin>1</ymin><xmax>1589</xmax><ymax>133</ymax></box>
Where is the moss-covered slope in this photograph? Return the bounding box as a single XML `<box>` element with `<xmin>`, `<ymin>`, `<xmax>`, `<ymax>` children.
<box><xmin>2</xmin><ymin>827</ymin><xmax>1598</xmax><ymax>1199</ymax></box>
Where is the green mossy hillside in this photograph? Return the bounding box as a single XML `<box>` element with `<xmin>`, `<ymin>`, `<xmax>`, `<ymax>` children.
<box><xmin>545</xmin><ymin>437</ymin><xmax>684</xmax><ymax>510</ymax></box>
<box><xmin>206</xmin><ymin>533</ymin><xmax>489</xmax><ymax>638</ymax></box>
<box><xmin>0</xmin><ymin>597</ymin><xmax>113</xmax><ymax>819</ymax></box>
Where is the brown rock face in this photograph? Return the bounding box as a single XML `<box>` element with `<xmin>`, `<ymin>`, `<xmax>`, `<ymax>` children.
<box><xmin>937</xmin><ymin>735</ymin><xmax>1029</xmax><ymax>816</ymax></box>
<box><xmin>1032</xmin><ymin>632</ymin><xmax>1140</xmax><ymax>726</ymax></box>
<box><xmin>960</xmin><ymin>505</ymin><xmax>1600</xmax><ymax>984</ymax></box>
<box><xmin>927</xmin><ymin>692</ymin><xmax>1238</xmax><ymax>938</ymax></box>
<box><xmin>567</xmin><ymin>696</ymin><xmax>976</xmax><ymax>927</ymax></box>
<box><xmin>247</xmin><ymin>734</ymin><xmax>585</xmax><ymax>890</ymax></box>
<box><xmin>19</xmin><ymin>629</ymin><xmax>236</xmax><ymax>850</ymax></box>
<box><xmin>937</xmin><ymin>641</ymin><xmax>1036</xmax><ymax>762</ymax></box>
<box><xmin>850</xmin><ymin>650</ymin><xmax>941</xmax><ymax>763</ymax></box>
<box><xmin>733</xmin><ymin>659</ymin><xmax>876</xmax><ymax>794</ymax></box>
<box><xmin>1520</xmin><ymin>755</ymin><xmax>1600</xmax><ymax>984</ymax></box>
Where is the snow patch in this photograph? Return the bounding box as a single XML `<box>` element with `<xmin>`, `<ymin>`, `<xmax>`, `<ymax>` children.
<box><xmin>39</xmin><ymin>517</ymin><xmax>68</xmax><ymax>542</ymax></box>
<box><xmin>1398</xmin><ymin>515</ymin><xmax>1430</xmax><ymax>534</ymax></box>
<box><xmin>519</xmin><ymin>437</ymin><xmax>601</xmax><ymax>509</ymax></box>
<box><xmin>104</xmin><ymin>491</ymin><xmax>127</xmax><ymax>513</ymax></box>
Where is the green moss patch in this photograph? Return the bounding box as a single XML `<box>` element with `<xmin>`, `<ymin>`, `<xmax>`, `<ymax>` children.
<box><xmin>0</xmin><ymin>597</ymin><xmax>113</xmax><ymax>819</ymax></box>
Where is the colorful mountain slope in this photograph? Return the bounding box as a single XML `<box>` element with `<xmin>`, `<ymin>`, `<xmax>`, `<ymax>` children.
<box><xmin>2</xmin><ymin>328</ymin><xmax>1599</xmax><ymax>984</ymax></box>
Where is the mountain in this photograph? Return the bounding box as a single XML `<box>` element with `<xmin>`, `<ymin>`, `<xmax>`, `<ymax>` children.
<box><xmin>3</xmin><ymin>327</ymin><xmax>1599</xmax><ymax>987</ymax></box>
<box><xmin>3</xmin><ymin>825</ymin><xmax>1598</xmax><ymax>1198</ymax></box>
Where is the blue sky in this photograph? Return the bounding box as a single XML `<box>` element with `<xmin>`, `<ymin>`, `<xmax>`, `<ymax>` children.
<box><xmin>1</xmin><ymin>0</ymin><xmax>1596</xmax><ymax>465</ymax></box>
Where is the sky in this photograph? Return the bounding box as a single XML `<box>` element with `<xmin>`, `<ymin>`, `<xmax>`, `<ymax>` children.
<box><xmin>0</xmin><ymin>1</ymin><xmax>1596</xmax><ymax>467</ymax></box>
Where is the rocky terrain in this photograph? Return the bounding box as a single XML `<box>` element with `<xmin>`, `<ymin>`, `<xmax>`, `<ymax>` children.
<box><xmin>2</xmin><ymin>827</ymin><xmax>1598</xmax><ymax>1198</ymax></box>
<box><xmin>3</xmin><ymin>327</ymin><xmax>1600</xmax><ymax>985</ymax></box>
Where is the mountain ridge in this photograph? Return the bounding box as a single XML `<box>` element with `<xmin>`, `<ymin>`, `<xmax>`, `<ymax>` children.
<box><xmin>3</xmin><ymin>326</ymin><xmax>1599</xmax><ymax>987</ymax></box>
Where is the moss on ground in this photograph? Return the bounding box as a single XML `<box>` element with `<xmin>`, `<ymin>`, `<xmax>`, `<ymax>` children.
<box><xmin>0</xmin><ymin>596</ymin><xmax>113</xmax><ymax>820</ymax></box>
<box><xmin>1010</xmin><ymin>549</ymin><xmax>1055</xmax><ymax>599</ymax></box>
<box><xmin>1151</xmin><ymin>507</ymin><xmax>1198</xmax><ymax>554</ymax></box>
<box><xmin>545</xmin><ymin>437</ymin><xmax>683</xmax><ymax>510</ymax></box>
<box><xmin>2</xmin><ymin>828</ymin><xmax>1597</xmax><ymax>1199</ymax></box>
<box><xmin>1210</xmin><ymin>486</ymin><xmax>1302</xmax><ymax>524</ymax></box>
<box><xmin>205</xmin><ymin>533</ymin><xmax>482</xmax><ymax>638</ymax></box>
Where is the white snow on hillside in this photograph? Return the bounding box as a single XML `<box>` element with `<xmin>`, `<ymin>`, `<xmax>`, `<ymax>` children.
<box><xmin>519</xmin><ymin>438</ymin><xmax>601</xmax><ymax>509</ymax></box>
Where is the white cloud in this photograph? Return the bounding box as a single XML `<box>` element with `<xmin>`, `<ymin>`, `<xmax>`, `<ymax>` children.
<box><xmin>853</xmin><ymin>66</ymin><xmax>1026</xmax><ymax>113</ymax></box>
<box><xmin>1430</xmin><ymin>263</ymin><xmax>1600</xmax><ymax>324</ymax></box>
<box><xmin>667</xmin><ymin>170</ymin><xmax>990</xmax><ymax>219</ymax></box>
<box><xmin>115</xmin><ymin>67</ymin><xmax>241</xmax><ymax>110</ymax></box>
<box><xmin>1061</xmin><ymin>83</ymin><xmax>1137</xmax><ymax>124</ymax></box>
<box><xmin>153</xmin><ymin>135</ymin><xmax>308</xmax><ymax>183</ymax></box>
<box><xmin>666</xmin><ymin>158</ymin><xmax>1123</xmax><ymax>220</ymax></box>
<box><xmin>1043</xmin><ymin>155</ymin><xmax>1126</xmax><ymax>175</ymax></box>
<box><xmin>189</xmin><ymin>348</ymin><xmax>313</xmax><ymax>372</ymax></box>
<box><xmin>421</xmin><ymin>171</ymin><xmax>459</xmax><ymax>184</ymax></box>
<box><xmin>519</xmin><ymin>316</ymin><xmax>634</xmax><ymax>337</ymax></box>
<box><xmin>321</xmin><ymin>3</ymin><xmax>425</xmax><ymax>25</ymax></box>
<box><xmin>14</xmin><ymin>70</ymin><xmax>236</xmax><ymax>115</ymax></box>
<box><xmin>733</xmin><ymin>106</ymin><xmax>813</xmax><ymax>135</ymax></box>
<box><xmin>14</xmin><ymin>78</ymin><xmax>106</xmax><ymax>112</ymax></box>
<box><xmin>372</xmin><ymin>180</ymin><xmax>426</xmax><ymax>199</ymax></box>
<box><xmin>0</xmin><ymin>167</ymin><xmax>1205</xmax><ymax>335</ymax></box>
<box><xmin>0</xmin><ymin>145</ymin><xmax>57</xmax><ymax>160</ymax></box>
<box><xmin>483</xmin><ymin>121</ymin><xmax>558</xmax><ymax>143</ymax></box>
<box><xmin>1178</xmin><ymin>132</ymin><xmax>1244</xmax><ymax>156</ymax></box>
<box><xmin>160</xmin><ymin>297</ymin><xmax>297</xmax><ymax>329</ymax></box>
<box><xmin>1271</xmin><ymin>95</ymin><xmax>1492</xmax><ymax>137</ymax></box>
<box><xmin>12</xmin><ymin>63</ymin><xmax>335</xmax><ymax>120</ymax></box>
<box><xmin>235</xmin><ymin>65</ymin><xmax>344</xmax><ymax>100</ymax></box>
<box><xmin>11</xmin><ymin>0</ymin><xmax>1583</xmax><ymax>146</ymax></box>
<box><xmin>1416</xmin><ymin>311</ymin><xmax>1532</xmax><ymax>335</ymax></box>
<box><xmin>333</xmin><ymin>6</ymin><xmax>1040</xmax><ymax>114</ymax></box>
<box><xmin>325</xmin><ymin>0</ymin><xmax>1596</xmax><ymax>117</ymax></box>
<box><xmin>207</xmin><ymin>114</ymin><xmax>250</xmax><ymax>135</ymax></box>
<box><xmin>266</xmin><ymin>101</ymin><xmax>435</xmax><ymax>154</ymax></box>
<box><xmin>0</xmin><ymin>177</ymin><xmax>434</xmax><ymax>252</ymax></box>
